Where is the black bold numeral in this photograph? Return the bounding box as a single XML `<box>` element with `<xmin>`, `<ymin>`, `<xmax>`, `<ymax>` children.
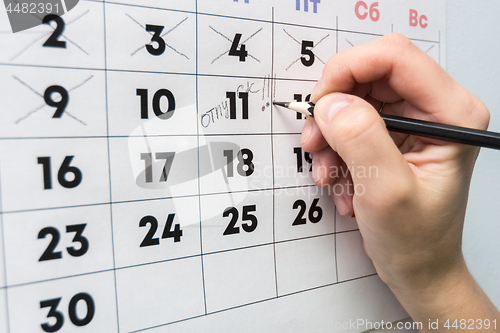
<box><xmin>44</xmin><ymin>86</ymin><xmax>69</xmax><ymax>118</ymax></box>
<box><xmin>140</xmin><ymin>214</ymin><xmax>182</xmax><ymax>247</ymax></box>
<box><xmin>38</xmin><ymin>156</ymin><xmax>82</xmax><ymax>190</ymax></box>
<box><xmin>40</xmin><ymin>293</ymin><xmax>95</xmax><ymax>332</ymax></box>
<box><xmin>293</xmin><ymin>94</ymin><xmax>311</xmax><ymax>119</ymax></box>
<box><xmin>68</xmin><ymin>293</ymin><xmax>95</xmax><ymax>327</ymax></box>
<box><xmin>66</xmin><ymin>224</ymin><xmax>89</xmax><ymax>257</ymax></box>
<box><xmin>38</xmin><ymin>224</ymin><xmax>89</xmax><ymax>261</ymax></box>
<box><xmin>136</xmin><ymin>88</ymin><xmax>176</xmax><ymax>120</ymax></box>
<box><xmin>161</xmin><ymin>213</ymin><xmax>183</xmax><ymax>243</ymax></box>
<box><xmin>301</xmin><ymin>40</ymin><xmax>314</xmax><ymax>67</ymax></box>
<box><xmin>43</xmin><ymin>15</ymin><xmax>66</xmax><ymax>48</ymax></box>
<box><xmin>145</xmin><ymin>24</ymin><xmax>166</xmax><ymax>56</ymax></box>
<box><xmin>139</xmin><ymin>216</ymin><xmax>160</xmax><ymax>247</ymax></box>
<box><xmin>292</xmin><ymin>198</ymin><xmax>323</xmax><ymax>225</ymax></box>
<box><xmin>223</xmin><ymin>148</ymin><xmax>254</xmax><ymax>177</ymax></box>
<box><xmin>40</xmin><ymin>298</ymin><xmax>64</xmax><ymax>332</ymax></box>
<box><xmin>228</xmin><ymin>33</ymin><xmax>248</xmax><ymax>61</ymax></box>
<box><xmin>226</xmin><ymin>91</ymin><xmax>249</xmax><ymax>119</ymax></box>
<box><xmin>223</xmin><ymin>205</ymin><xmax>258</xmax><ymax>236</ymax></box>
<box><xmin>294</xmin><ymin>147</ymin><xmax>312</xmax><ymax>172</ymax></box>
<box><xmin>38</xmin><ymin>227</ymin><xmax>62</xmax><ymax>261</ymax></box>
<box><xmin>141</xmin><ymin>152</ymin><xmax>175</xmax><ymax>183</ymax></box>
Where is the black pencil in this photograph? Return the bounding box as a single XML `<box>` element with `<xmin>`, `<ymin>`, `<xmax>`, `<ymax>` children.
<box><xmin>273</xmin><ymin>101</ymin><xmax>500</xmax><ymax>150</ymax></box>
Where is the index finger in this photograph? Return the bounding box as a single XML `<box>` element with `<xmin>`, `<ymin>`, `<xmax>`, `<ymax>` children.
<box><xmin>312</xmin><ymin>33</ymin><xmax>488</xmax><ymax>130</ymax></box>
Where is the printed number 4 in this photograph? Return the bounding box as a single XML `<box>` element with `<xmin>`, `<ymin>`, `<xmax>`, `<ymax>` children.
<box><xmin>229</xmin><ymin>33</ymin><xmax>248</xmax><ymax>61</ymax></box>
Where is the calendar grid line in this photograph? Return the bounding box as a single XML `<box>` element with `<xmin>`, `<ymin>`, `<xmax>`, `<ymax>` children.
<box><xmin>0</xmin><ymin>161</ymin><xmax>11</xmax><ymax>332</ymax></box>
<box><xmin>0</xmin><ymin>183</ymin><xmax>329</xmax><ymax>214</ymax></box>
<box><xmin>270</xmin><ymin>6</ymin><xmax>279</xmax><ymax>298</ymax></box>
<box><xmin>0</xmin><ymin>132</ymin><xmax>313</xmax><ymax>140</ymax></box>
<box><xmin>102</xmin><ymin>1</ymin><xmax>122</xmax><ymax>331</ymax></box>
<box><xmin>195</xmin><ymin>1</ymin><xmax>208</xmax><ymax>316</ymax></box>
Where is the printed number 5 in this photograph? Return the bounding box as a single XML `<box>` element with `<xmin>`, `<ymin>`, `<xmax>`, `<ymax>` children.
<box><xmin>301</xmin><ymin>40</ymin><xmax>314</xmax><ymax>67</ymax></box>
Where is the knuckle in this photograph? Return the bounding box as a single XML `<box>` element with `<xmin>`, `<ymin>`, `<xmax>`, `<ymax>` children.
<box><xmin>381</xmin><ymin>32</ymin><xmax>415</xmax><ymax>51</ymax></box>
<box><xmin>332</xmin><ymin>107</ymin><xmax>385</xmax><ymax>148</ymax></box>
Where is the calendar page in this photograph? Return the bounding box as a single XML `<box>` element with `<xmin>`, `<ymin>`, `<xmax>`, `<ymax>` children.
<box><xmin>0</xmin><ymin>1</ymin><xmax>445</xmax><ymax>332</ymax></box>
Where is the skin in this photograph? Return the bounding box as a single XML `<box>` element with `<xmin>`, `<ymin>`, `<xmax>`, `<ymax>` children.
<box><xmin>302</xmin><ymin>33</ymin><xmax>500</xmax><ymax>332</ymax></box>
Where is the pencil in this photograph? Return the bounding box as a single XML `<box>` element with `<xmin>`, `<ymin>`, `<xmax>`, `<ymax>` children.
<box><xmin>273</xmin><ymin>101</ymin><xmax>500</xmax><ymax>150</ymax></box>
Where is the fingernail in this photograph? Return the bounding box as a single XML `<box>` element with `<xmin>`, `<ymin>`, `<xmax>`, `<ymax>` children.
<box><xmin>317</xmin><ymin>93</ymin><xmax>352</xmax><ymax>123</ymax></box>
<box><xmin>334</xmin><ymin>195</ymin><xmax>349</xmax><ymax>216</ymax></box>
<box><xmin>301</xmin><ymin>119</ymin><xmax>313</xmax><ymax>144</ymax></box>
<box><xmin>310</xmin><ymin>78</ymin><xmax>323</xmax><ymax>102</ymax></box>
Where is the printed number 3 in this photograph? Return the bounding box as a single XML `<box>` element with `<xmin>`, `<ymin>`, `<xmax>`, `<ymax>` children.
<box><xmin>146</xmin><ymin>24</ymin><xmax>166</xmax><ymax>56</ymax></box>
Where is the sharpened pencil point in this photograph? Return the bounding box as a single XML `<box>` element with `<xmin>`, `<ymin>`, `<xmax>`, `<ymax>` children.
<box><xmin>273</xmin><ymin>101</ymin><xmax>290</xmax><ymax>108</ymax></box>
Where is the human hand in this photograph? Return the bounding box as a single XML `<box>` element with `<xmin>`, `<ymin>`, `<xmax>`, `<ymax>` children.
<box><xmin>301</xmin><ymin>33</ymin><xmax>498</xmax><ymax>330</ymax></box>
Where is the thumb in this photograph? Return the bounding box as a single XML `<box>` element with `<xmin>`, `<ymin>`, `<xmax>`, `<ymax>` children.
<box><xmin>313</xmin><ymin>93</ymin><xmax>414</xmax><ymax>201</ymax></box>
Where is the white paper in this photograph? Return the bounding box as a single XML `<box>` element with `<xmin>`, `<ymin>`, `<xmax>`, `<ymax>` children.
<box><xmin>0</xmin><ymin>1</ymin><xmax>446</xmax><ymax>332</ymax></box>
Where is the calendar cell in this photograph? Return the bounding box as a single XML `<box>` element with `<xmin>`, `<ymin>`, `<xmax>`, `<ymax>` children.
<box><xmin>198</xmin><ymin>76</ymin><xmax>272</xmax><ymax>135</ymax></box>
<box><xmin>112</xmin><ymin>196</ymin><xmax>201</xmax><ymax>269</ymax></box>
<box><xmin>203</xmin><ymin>244</ymin><xmax>276</xmax><ymax>313</ymax></box>
<box><xmin>336</xmin><ymin>230</ymin><xmax>376</xmax><ymax>282</ymax></box>
<box><xmin>272</xmin><ymin>79</ymin><xmax>315</xmax><ymax>134</ymax></box>
<box><xmin>8</xmin><ymin>271</ymin><xmax>118</xmax><ymax>333</ymax></box>
<box><xmin>0</xmin><ymin>66</ymin><xmax>107</xmax><ymax>138</ymax></box>
<box><xmin>275</xmin><ymin>234</ymin><xmax>336</xmax><ymax>296</ymax></box>
<box><xmin>3</xmin><ymin>205</ymin><xmax>113</xmax><ymax>286</ymax></box>
<box><xmin>336</xmin><ymin>210</ymin><xmax>359</xmax><ymax>233</ymax></box>
<box><xmin>274</xmin><ymin>187</ymin><xmax>335</xmax><ymax>242</ymax></box>
<box><xmin>0</xmin><ymin>138</ymin><xmax>110</xmax><ymax>212</ymax></box>
<box><xmin>0</xmin><ymin>1</ymin><xmax>105</xmax><ymax>69</ymax></box>
<box><xmin>334</xmin><ymin>0</ymin><xmax>392</xmax><ymax>35</ymax></box>
<box><xmin>392</xmin><ymin>2</ymin><xmax>444</xmax><ymax>42</ymax></box>
<box><xmin>337</xmin><ymin>31</ymin><xmax>381</xmax><ymax>53</ymax></box>
<box><xmin>198</xmin><ymin>135</ymin><xmax>273</xmax><ymax>195</ymax></box>
<box><xmin>274</xmin><ymin>24</ymin><xmax>335</xmax><ymax>81</ymax></box>
<box><xmin>112</xmin><ymin>0</ymin><xmax>196</xmax><ymax>12</ymax></box>
<box><xmin>0</xmin><ymin>291</ymin><xmax>7</xmax><ymax>333</ymax></box>
<box><xmin>105</xmin><ymin>3</ymin><xmax>196</xmax><ymax>74</ymax></box>
<box><xmin>109</xmin><ymin>135</ymin><xmax>199</xmax><ymax>202</ymax></box>
<box><xmin>197</xmin><ymin>15</ymin><xmax>272</xmax><ymax>78</ymax></box>
<box><xmin>200</xmin><ymin>189</ymin><xmax>273</xmax><ymax>254</ymax></box>
<box><xmin>107</xmin><ymin>71</ymin><xmax>197</xmax><ymax>137</ymax></box>
<box><xmin>273</xmin><ymin>134</ymin><xmax>315</xmax><ymax>188</ymax></box>
<box><xmin>115</xmin><ymin>257</ymin><xmax>205</xmax><ymax>332</ymax></box>
<box><xmin>198</xmin><ymin>0</ymin><xmax>273</xmax><ymax>21</ymax></box>
<box><xmin>411</xmin><ymin>40</ymin><xmax>440</xmax><ymax>65</ymax></box>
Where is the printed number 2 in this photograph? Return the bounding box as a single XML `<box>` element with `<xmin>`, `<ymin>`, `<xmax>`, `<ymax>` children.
<box><xmin>223</xmin><ymin>205</ymin><xmax>258</xmax><ymax>235</ymax></box>
<box><xmin>229</xmin><ymin>33</ymin><xmax>248</xmax><ymax>61</ymax></box>
<box><xmin>43</xmin><ymin>15</ymin><xmax>66</xmax><ymax>48</ymax></box>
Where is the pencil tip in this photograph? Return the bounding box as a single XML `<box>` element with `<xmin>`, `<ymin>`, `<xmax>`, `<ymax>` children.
<box><xmin>273</xmin><ymin>101</ymin><xmax>289</xmax><ymax>108</ymax></box>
